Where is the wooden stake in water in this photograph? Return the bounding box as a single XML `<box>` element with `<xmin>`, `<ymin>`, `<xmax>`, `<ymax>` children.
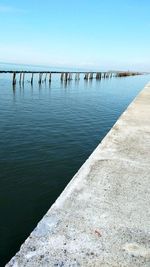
<box><xmin>39</xmin><ymin>73</ymin><xmax>42</xmax><ymax>84</ymax></box>
<box><xmin>22</xmin><ymin>73</ymin><xmax>25</xmax><ymax>84</ymax></box>
<box><xmin>75</xmin><ymin>73</ymin><xmax>80</xmax><ymax>80</ymax></box>
<box><xmin>68</xmin><ymin>73</ymin><xmax>72</xmax><ymax>80</ymax></box>
<box><xmin>31</xmin><ymin>73</ymin><xmax>34</xmax><ymax>85</ymax></box>
<box><xmin>61</xmin><ymin>73</ymin><xmax>64</xmax><ymax>81</ymax></box>
<box><xmin>89</xmin><ymin>73</ymin><xmax>93</xmax><ymax>79</ymax></box>
<box><xmin>44</xmin><ymin>73</ymin><xmax>47</xmax><ymax>83</ymax></box>
<box><xmin>19</xmin><ymin>73</ymin><xmax>22</xmax><ymax>84</ymax></box>
<box><xmin>49</xmin><ymin>72</ymin><xmax>51</xmax><ymax>82</ymax></box>
<box><xmin>84</xmin><ymin>73</ymin><xmax>88</xmax><ymax>80</ymax></box>
<box><xmin>12</xmin><ymin>72</ymin><xmax>16</xmax><ymax>85</ymax></box>
<box><xmin>64</xmin><ymin>72</ymin><xmax>68</xmax><ymax>81</ymax></box>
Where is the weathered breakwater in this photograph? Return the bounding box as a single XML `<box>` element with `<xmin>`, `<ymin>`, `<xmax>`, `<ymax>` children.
<box><xmin>6</xmin><ymin>82</ymin><xmax>150</xmax><ymax>267</ymax></box>
<box><xmin>0</xmin><ymin>70</ymin><xmax>141</xmax><ymax>86</ymax></box>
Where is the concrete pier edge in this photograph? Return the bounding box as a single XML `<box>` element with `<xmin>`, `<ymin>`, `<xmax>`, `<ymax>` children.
<box><xmin>6</xmin><ymin>82</ymin><xmax>150</xmax><ymax>267</ymax></box>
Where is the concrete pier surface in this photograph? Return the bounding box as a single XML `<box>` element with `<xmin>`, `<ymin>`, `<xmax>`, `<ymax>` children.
<box><xmin>6</xmin><ymin>83</ymin><xmax>150</xmax><ymax>267</ymax></box>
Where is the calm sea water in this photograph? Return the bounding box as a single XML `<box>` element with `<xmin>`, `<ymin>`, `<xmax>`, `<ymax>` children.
<box><xmin>0</xmin><ymin>65</ymin><xmax>150</xmax><ymax>266</ymax></box>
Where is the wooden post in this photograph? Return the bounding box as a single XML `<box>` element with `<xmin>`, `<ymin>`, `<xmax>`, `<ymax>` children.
<box><xmin>84</xmin><ymin>73</ymin><xmax>88</xmax><ymax>80</ymax></box>
<box><xmin>60</xmin><ymin>73</ymin><xmax>64</xmax><ymax>81</ymax></box>
<box><xmin>12</xmin><ymin>72</ymin><xmax>16</xmax><ymax>85</ymax></box>
<box><xmin>19</xmin><ymin>72</ymin><xmax>22</xmax><ymax>84</ymax></box>
<box><xmin>96</xmin><ymin>72</ymin><xmax>101</xmax><ymax>80</ymax></box>
<box><xmin>68</xmin><ymin>73</ymin><xmax>72</xmax><ymax>80</ymax></box>
<box><xmin>64</xmin><ymin>72</ymin><xmax>68</xmax><ymax>81</ymax></box>
<box><xmin>44</xmin><ymin>73</ymin><xmax>47</xmax><ymax>83</ymax></box>
<box><xmin>38</xmin><ymin>73</ymin><xmax>42</xmax><ymax>84</ymax></box>
<box><xmin>89</xmin><ymin>73</ymin><xmax>93</xmax><ymax>79</ymax></box>
<box><xmin>75</xmin><ymin>73</ymin><xmax>80</xmax><ymax>80</ymax></box>
<box><xmin>22</xmin><ymin>73</ymin><xmax>25</xmax><ymax>84</ymax></box>
<box><xmin>31</xmin><ymin>73</ymin><xmax>34</xmax><ymax>85</ymax></box>
<box><xmin>38</xmin><ymin>73</ymin><xmax>41</xmax><ymax>84</ymax></box>
<box><xmin>49</xmin><ymin>72</ymin><xmax>51</xmax><ymax>82</ymax></box>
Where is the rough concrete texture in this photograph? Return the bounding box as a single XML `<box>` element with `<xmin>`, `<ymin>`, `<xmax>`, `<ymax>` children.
<box><xmin>6</xmin><ymin>82</ymin><xmax>150</xmax><ymax>267</ymax></box>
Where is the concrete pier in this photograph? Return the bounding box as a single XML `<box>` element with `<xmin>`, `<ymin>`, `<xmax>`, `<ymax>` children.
<box><xmin>6</xmin><ymin>82</ymin><xmax>150</xmax><ymax>267</ymax></box>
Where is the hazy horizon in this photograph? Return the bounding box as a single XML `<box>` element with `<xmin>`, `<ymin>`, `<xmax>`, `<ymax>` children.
<box><xmin>0</xmin><ymin>0</ymin><xmax>150</xmax><ymax>71</ymax></box>
<box><xmin>1</xmin><ymin>61</ymin><xmax>148</xmax><ymax>73</ymax></box>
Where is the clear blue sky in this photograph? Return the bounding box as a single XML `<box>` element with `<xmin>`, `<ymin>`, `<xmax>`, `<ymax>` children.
<box><xmin>0</xmin><ymin>0</ymin><xmax>150</xmax><ymax>71</ymax></box>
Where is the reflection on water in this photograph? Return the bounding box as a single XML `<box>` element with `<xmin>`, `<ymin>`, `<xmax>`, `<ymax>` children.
<box><xmin>0</xmin><ymin>73</ymin><xmax>150</xmax><ymax>266</ymax></box>
<box><xmin>10</xmin><ymin>71</ymin><xmax>117</xmax><ymax>92</ymax></box>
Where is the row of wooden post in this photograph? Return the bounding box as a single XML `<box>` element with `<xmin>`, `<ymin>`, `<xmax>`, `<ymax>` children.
<box><xmin>12</xmin><ymin>72</ymin><xmax>115</xmax><ymax>85</ymax></box>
